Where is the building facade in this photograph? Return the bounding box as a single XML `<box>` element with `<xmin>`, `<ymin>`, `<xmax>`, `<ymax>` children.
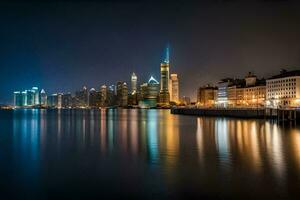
<box><xmin>266</xmin><ymin>70</ymin><xmax>300</xmax><ymax>108</ymax></box>
<box><xmin>131</xmin><ymin>72</ymin><xmax>137</xmax><ymax>95</ymax></box>
<box><xmin>117</xmin><ymin>81</ymin><xmax>128</xmax><ymax>107</ymax></box>
<box><xmin>138</xmin><ymin>76</ymin><xmax>160</xmax><ymax>108</ymax></box>
<box><xmin>40</xmin><ymin>89</ymin><xmax>47</xmax><ymax>107</ymax></box>
<box><xmin>75</xmin><ymin>86</ymin><xmax>89</xmax><ymax>108</ymax></box>
<box><xmin>170</xmin><ymin>73</ymin><xmax>179</xmax><ymax>102</ymax></box>
<box><xmin>197</xmin><ymin>85</ymin><xmax>217</xmax><ymax>107</ymax></box>
<box><xmin>159</xmin><ymin>47</ymin><xmax>170</xmax><ymax>104</ymax></box>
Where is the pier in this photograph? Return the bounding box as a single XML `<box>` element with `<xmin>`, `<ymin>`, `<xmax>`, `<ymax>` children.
<box><xmin>171</xmin><ymin>107</ymin><xmax>299</xmax><ymax>122</ymax></box>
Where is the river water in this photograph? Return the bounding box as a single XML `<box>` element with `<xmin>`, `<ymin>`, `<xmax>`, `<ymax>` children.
<box><xmin>1</xmin><ymin>109</ymin><xmax>300</xmax><ymax>199</ymax></box>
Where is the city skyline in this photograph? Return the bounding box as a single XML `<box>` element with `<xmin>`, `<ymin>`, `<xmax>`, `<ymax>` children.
<box><xmin>1</xmin><ymin>0</ymin><xmax>300</xmax><ymax>104</ymax></box>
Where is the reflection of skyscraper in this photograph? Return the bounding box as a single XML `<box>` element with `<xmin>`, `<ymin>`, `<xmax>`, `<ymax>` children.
<box><xmin>159</xmin><ymin>47</ymin><xmax>170</xmax><ymax>104</ymax></box>
<box><xmin>131</xmin><ymin>72</ymin><xmax>137</xmax><ymax>95</ymax></box>
<box><xmin>170</xmin><ymin>74</ymin><xmax>179</xmax><ymax>102</ymax></box>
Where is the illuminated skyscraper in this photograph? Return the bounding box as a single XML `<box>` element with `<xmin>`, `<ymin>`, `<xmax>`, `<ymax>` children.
<box><xmin>32</xmin><ymin>87</ymin><xmax>40</xmax><ymax>105</ymax></box>
<box><xmin>21</xmin><ymin>91</ymin><xmax>27</xmax><ymax>106</ymax></box>
<box><xmin>89</xmin><ymin>88</ymin><xmax>98</xmax><ymax>108</ymax></box>
<box><xmin>26</xmin><ymin>90</ymin><xmax>35</xmax><ymax>106</ymax></box>
<box><xmin>116</xmin><ymin>81</ymin><xmax>128</xmax><ymax>107</ymax></box>
<box><xmin>40</xmin><ymin>89</ymin><xmax>47</xmax><ymax>106</ymax></box>
<box><xmin>13</xmin><ymin>91</ymin><xmax>22</xmax><ymax>107</ymax></box>
<box><xmin>75</xmin><ymin>86</ymin><xmax>89</xmax><ymax>108</ymax></box>
<box><xmin>100</xmin><ymin>85</ymin><xmax>107</xmax><ymax>107</ymax></box>
<box><xmin>107</xmin><ymin>85</ymin><xmax>117</xmax><ymax>106</ymax></box>
<box><xmin>47</xmin><ymin>93</ymin><xmax>62</xmax><ymax>108</ymax></box>
<box><xmin>159</xmin><ymin>46</ymin><xmax>170</xmax><ymax>104</ymax></box>
<box><xmin>62</xmin><ymin>93</ymin><xmax>72</xmax><ymax>108</ymax></box>
<box><xmin>170</xmin><ymin>74</ymin><xmax>179</xmax><ymax>102</ymax></box>
<box><xmin>131</xmin><ymin>72</ymin><xmax>137</xmax><ymax>95</ymax></box>
<box><xmin>138</xmin><ymin>76</ymin><xmax>159</xmax><ymax>108</ymax></box>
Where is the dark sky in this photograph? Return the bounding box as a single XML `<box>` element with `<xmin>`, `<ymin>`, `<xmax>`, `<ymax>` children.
<box><xmin>1</xmin><ymin>0</ymin><xmax>300</xmax><ymax>103</ymax></box>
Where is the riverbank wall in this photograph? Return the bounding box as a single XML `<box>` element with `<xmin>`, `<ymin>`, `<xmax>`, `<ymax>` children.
<box><xmin>171</xmin><ymin>107</ymin><xmax>300</xmax><ymax>121</ymax></box>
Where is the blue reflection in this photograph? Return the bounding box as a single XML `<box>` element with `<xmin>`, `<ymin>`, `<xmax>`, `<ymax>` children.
<box><xmin>13</xmin><ymin>109</ymin><xmax>40</xmax><ymax>186</ymax></box>
<box><xmin>147</xmin><ymin>110</ymin><xmax>159</xmax><ymax>164</ymax></box>
<box><xmin>215</xmin><ymin>119</ymin><xmax>230</xmax><ymax>169</ymax></box>
<box><xmin>107</xmin><ymin>109</ymin><xmax>115</xmax><ymax>151</ymax></box>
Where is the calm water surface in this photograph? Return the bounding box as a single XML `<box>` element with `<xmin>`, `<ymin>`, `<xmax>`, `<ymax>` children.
<box><xmin>1</xmin><ymin>109</ymin><xmax>300</xmax><ymax>199</ymax></box>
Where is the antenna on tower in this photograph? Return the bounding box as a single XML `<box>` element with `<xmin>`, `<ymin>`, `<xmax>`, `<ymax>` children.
<box><xmin>163</xmin><ymin>44</ymin><xmax>170</xmax><ymax>64</ymax></box>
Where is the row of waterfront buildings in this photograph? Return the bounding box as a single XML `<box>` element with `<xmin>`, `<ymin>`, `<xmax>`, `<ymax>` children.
<box><xmin>197</xmin><ymin>69</ymin><xmax>300</xmax><ymax>108</ymax></box>
<box><xmin>13</xmin><ymin>48</ymin><xmax>182</xmax><ymax>109</ymax></box>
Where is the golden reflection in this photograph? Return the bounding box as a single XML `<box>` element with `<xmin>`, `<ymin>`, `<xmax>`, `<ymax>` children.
<box><xmin>234</xmin><ymin>120</ymin><xmax>262</xmax><ymax>173</ymax></box>
<box><xmin>196</xmin><ymin>118</ymin><xmax>204</xmax><ymax>164</ymax></box>
<box><xmin>290</xmin><ymin>129</ymin><xmax>300</xmax><ymax>170</ymax></box>
<box><xmin>265</xmin><ymin>123</ymin><xmax>285</xmax><ymax>181</ymax></box>
<box><xmin>161</xmin><ymin>111</ymin><xmax>179</xmax><ymax>168</ymax></box>
<box><xmin>57</xmin><ymin>109</ymin><xmax>61</xmax><ymax>148</ymax></box>
<box><xmin>119</xmin><ymin>109</ymin><xmax>128</xmax><ymax>153</ymax></box>
<box><xmin>129</xmin><ymin>109</ymin><xmax>138</xmax><ymax>155</ymax></box>
<box><xmin>100</xmin><ymin>109</ymin><xmax>107</xmax><ymax>153</ymax></box>
<box><xmin>249</xmin><ymin>121</ymin><xmax>262</xmax><ymax>171</ymax></box>
<box><xmin>215</xmin><ymin>119</ymin><xmax>230</xmax><ymax>169</ymax></box>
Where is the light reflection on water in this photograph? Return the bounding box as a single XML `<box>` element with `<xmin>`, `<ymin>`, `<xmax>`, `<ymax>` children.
<box><xmin>1</xmin><ymin>109</ymin><xmax>300</xmax><ymax>199</ymax></box>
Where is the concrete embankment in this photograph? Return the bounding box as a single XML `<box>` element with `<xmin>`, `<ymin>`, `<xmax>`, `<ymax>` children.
<box><xmin>171</xmin><ymin>107</ymin><xmax>300</xmax><ymax>121</ymax></box>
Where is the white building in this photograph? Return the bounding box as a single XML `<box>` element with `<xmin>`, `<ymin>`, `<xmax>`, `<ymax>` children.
<box><xmin>266</xmin><ymin>70</ymin><xmax>300</xmax><ymax>108</ymax></box>
<box><xmin>131</xmin><ymin>72</ymin><xmax>137</xmax><ymax>95</ymax></box>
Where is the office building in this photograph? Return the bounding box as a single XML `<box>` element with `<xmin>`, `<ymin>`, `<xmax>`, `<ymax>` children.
<box><xmin>62</xmin><ymin>93</ymin><xmax>72</xmax><ymax>108</ymax></box>
<box><xmin>159</xmin><ymin>47</ymin><xmax>170</xmax><ymax>104</ymax></box>
<box><xmin>170</xmin><ymin>73</ymin><xmax>179</xmax><ymax>102</ymax></box>
<box><xmin>21</xmin><ymin>91</ymin><xmax>27</xmax><ymax>106</ymax></box>
<box><xmin>26</xmin><ymin>89</ymin><xmax>35</xmax><ymax>106</ymax></box>
<box><xmin>100</xmin><ymin>85</ymin><xmax>107</xmax><ymax>107</ymax></box>
<box><xmin>75</xmin><ymin>86</ymin><xmax>89</xmax><ymax>108</ymax></box>
<box><xmin>217</xmin><ymin>78</ymin><xmax>233</xmax><ymax>107</ymax></box>
<box><xmin>107</xmin><ymin>85</ymin><xmax>117</xmax><ymax>106</ymax></box>
<box><xmin>13</xmin><ymin>91</ymin><xmax>22</xmax><ymax>107</ymax></box>
<box><xmin>197</xmin><ymin>85</ymin><xmax>218</xmax><ymax>107</ymax></box>
<box><xmin>266</xmin><ymin>70</ymin><xmax>300</xmax><ymax>108</ymax></box>
<box><xmin>116</xmin><ymin>81</ymin><xmax>128</xmax><ymax>107</ymax></box>
<box><xmin>180</xmin><ymin>96</ymin><xmax>191</xmax><ymax>105</ymax></box>
<box><xmin>138</xmin><ymin>76</ymin><xmax>160</xmax><ymax>108</ymax></box>
<box><xmin>32</xmin><ymin>87</ymin><xmax>40</xmax><ymax>105</ymax></box>
<box><xmin>131</xmin><ymin>72</ymin><xmax>137</xmax><ymax>95</ymax></box>
<box><xmin>40</xmin><ymin>89</ymin><xmax>47</xmax><ymax>107</ymax></box>
<box><xmin>89</xmin><ymin>88</ymin><xmax>98</xmax><ymax>108</ymax></box>
<box><xmin>47</xmin><ymin>93</ymin><xmax>62</xmax><ymax>108</ymax></box>
<box><xmin>242</xmin><ymin>72</ymin><xmax>266</xmax><ymax>107</ymax></box>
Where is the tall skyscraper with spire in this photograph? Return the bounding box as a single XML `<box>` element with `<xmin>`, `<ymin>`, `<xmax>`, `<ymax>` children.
<box><xmin>159</xmin><ymin>46</ymin><xmax>170</xmax><ymax>104</ymax></box>
<box><xmin>131</xmin><ymin>72</ymin><xmax>137</xmax><ymax>94</ymax></box>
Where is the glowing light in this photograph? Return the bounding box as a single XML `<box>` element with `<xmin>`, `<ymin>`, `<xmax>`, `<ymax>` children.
<box><xmin>148</xmin><ymin>76</ymin><xmax>159</xmax><ymax>84</ymax></box>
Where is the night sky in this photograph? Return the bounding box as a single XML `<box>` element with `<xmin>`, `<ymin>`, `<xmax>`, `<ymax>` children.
<box><xmin>1</xmin><ymin>0</ymin><xmax>300</xmax><ymax>104</ymax></box>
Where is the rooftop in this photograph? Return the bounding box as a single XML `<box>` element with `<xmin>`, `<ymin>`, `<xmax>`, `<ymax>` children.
<box><xmin>268</xmin><ymin>69</ymin><xmax>300</xmax><ymax>80</ymax></box>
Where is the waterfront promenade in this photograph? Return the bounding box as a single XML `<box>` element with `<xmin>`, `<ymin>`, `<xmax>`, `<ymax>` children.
<box><xmin>171</xmin><ymin>107</ymin><xmax>300</xmax><ymax>122</ymax></box>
